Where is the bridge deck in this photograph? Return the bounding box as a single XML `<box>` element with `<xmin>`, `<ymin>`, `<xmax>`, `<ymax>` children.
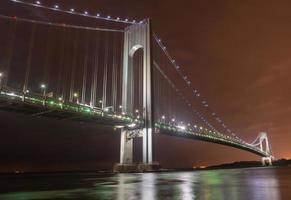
<box><xmin>0</xmin><ymin>87</ymin><xmax>270</xmax><ymax>158</ymax></box>
<box><xmin>156</xmin><ymin>125</ymin><xmax>269</xmax><ymax>157</ymax></box>
<box><xmin>0</xmin><ymin>87</ymin><xmax>140</xmax><ymax>127</ymax></box>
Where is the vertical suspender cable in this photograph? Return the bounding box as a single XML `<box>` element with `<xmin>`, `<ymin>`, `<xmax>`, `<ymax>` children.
<box><xmin>112</xmin><ymin>33</ymin><xmax>117</xmax><ymax>111</ymax></box>
<box><xmin>69</xmin><ymin>29</ymin><xmax>78</xmax><ymax>102</ymax></box>
<box><xmin>90</xmin><ymin>32</ymin><xmax>99</xmax><ymax>108</ymax></box>
<box><xmin>102</xmin><ymin>33</ymin><xmax>109</xmax><ymax>109</ymax></box>
<box><xmin>82</xmin><ymin>30</ymin><xmax>89</xmax><ymax>104</ymax></box>
<box><xmin>56</xmin><ymin>27</ymin><xmax>65</xmax><ymax>98</ymax></box>
<box><xmin>139</xmin><ymin>46</ymin><xmax>143</xmax><ymax>113</ymax></box>
<box><xmin>43</xmin><ymin>25</ymin><xmax>52</xmax><ymax>90</ymax></box>
<box><xmin>119</xmin><ymin>34</ymin><xmax>124</xmax><ymax>110</ymax></box>
<box><xmin>23</xmin><ymin>23</ymin><xmax>36</xmax><ymax>93</ymax></box>
<box><xmin>4</xmin><ymin>20</ymin><xmax>17</xmax><ymax>86</ymax></box>
<box><xmin>62</xmin><ymin>30</ymin><xmax>71</xmax><ymax>101</ymax></box>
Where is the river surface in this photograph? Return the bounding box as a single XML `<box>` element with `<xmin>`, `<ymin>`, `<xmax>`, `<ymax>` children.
<box><xmin>0</xmin><ymin>167</ymin><xmax>290</xmax><ymax>200</ymax></box>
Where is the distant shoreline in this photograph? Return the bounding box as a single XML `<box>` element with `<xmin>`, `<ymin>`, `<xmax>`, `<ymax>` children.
<box><xmin>0</xmin><ymin>159</ymin><xmax>290</xmax><ymax>175</ymax></box>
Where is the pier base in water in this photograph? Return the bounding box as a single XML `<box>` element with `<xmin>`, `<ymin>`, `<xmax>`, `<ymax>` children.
<box><xmin>113</xmin><ymin>163</ymin><xmax>160</xmax><ymax>173</ymax></box>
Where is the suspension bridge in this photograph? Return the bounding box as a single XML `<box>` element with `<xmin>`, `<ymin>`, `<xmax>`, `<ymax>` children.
<box><xmin>0</xmin><ymin>0</ymin><xmax>273</xmax><ymax>172</ymax></box>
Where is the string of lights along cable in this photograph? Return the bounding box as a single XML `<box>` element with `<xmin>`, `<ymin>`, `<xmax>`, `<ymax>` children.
<box><xmin>153</xmin><ymin>33</ymin><xmax>244</xmax><ymax>142</ymax></box>
<box><xmin>10</xmin><ymin>0</ymin><xmax>143</xmax><ymax>24</ymax></box>
<box><xmin>8</xmin><ymin>0</ymin><xmax>245</xmax><ymax>143</ymax></box>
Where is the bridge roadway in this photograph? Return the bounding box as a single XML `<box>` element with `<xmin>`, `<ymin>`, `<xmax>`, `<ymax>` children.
<box><xmin>0</xmin><ymin>86</ymin><xmax>269</xmax><ymax>158</ymax></box>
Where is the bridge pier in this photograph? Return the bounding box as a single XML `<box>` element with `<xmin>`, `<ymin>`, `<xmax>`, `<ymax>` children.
<box><xmin>262</xmin><ymin>157</ymin><xmax>273</xmax><ymax>166</ymax></box>
<box><xmin>114</xmin><ymin>129</ymin><xmax>160</xmax><ymax>173</ymax></box>
<box><xmin>119</xmin><ymin>129</ymin><xmax>133</xmax><ymax>164</ymax></box>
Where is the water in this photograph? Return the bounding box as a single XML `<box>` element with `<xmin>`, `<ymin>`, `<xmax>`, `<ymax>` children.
<box><xmin>0</xmin><ymin>167</ymin><xmax>290</xmax><ymax>200</ymax></box>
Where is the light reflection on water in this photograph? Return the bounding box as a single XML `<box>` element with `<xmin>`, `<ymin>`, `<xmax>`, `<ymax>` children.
<box><xmin>0</xmin><ymin>167</ymin><xmax>290</xmax><ymax>200</ymax></box>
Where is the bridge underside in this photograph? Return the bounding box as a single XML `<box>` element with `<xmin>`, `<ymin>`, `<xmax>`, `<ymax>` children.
<box><xmin>0</xmin><ymin>90</ymin><xmax>136</xmax><ymax>127</ymax></box>
<box><xmin>158</xmin><ymin>128</ymin><xmax>268</xmax><ymax>157</ymax></box>
<box><xmin>0</xmin><ymin>91</ymin><xmax>268</xmax><ymax>156</ymax></box>
<box><xmin>0</xmin><ymin>88</ymin><xmax>270</xmax><ymax>169</ymax></box>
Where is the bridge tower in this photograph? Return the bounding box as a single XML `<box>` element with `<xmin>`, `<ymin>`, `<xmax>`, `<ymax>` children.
<box><xmin>259</xmin><ymin>132</ymin><xmax>273</xmax><ymax>166</ymax></box>
<box><xmin>114</xmin><ymin>19</ymin><xmax>159</xmax><ymax>172</ymax></box>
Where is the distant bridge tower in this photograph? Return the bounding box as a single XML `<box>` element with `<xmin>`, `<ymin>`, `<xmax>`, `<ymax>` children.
<box><xmin>114</xmin><ymin>19</ymin><xmax>159</xmax><ymax>172</ymax></box>
<box><xmin>258</xmin><ymin>132</ymin><xmax>273</xmax><ymax>166</ymax></box>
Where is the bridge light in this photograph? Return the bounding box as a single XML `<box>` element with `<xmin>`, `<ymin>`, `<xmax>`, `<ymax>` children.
<box><xmin>128</xmin><ymin>123</ymin><xmax>136</xmax><ymax>128</ymax></box>
<box><xmin>116</xmin><ymin>17</ymin><xmax>120</xmax><ymax>20</ymax></box>
<box><xmin>70</xmin><ymin>8</ymin><xmax>75</xmax><ymax>12</ymax></box>
<box><xmin>0</xmin><ymin>72</ymin><xmax>3</xmax><ymax>88</ymax></box>
<box><xmin>132</xmin><ymin>20</ymin><xmax>136</xmax><ymax>23</ymax></box>
<box><xmin>54</xmin><ymin>5</ymin><xmax>59</xmax><ymax>9</ymax></box>
<box><xmin>125</xmin><ymin>19</ymin><xmax>128</xmax><ymax>22</ymax></box>
<box><xmin>36</xmin><ymin>1</ymin><xmax>40</xmax><ymax>5</ymax></box>
<box><xmin>96</xmin><ymin>13</ymin><xmax>100</xmax><ymax>17</ymax></box>
<box><xmin>84</xmin><ymin>11</ymin><xmax>88</xmax><ymax>15</ymax></box>
<box><xmin>107</xmin><ymin>15</ymin><xmax>111</xmax><ymax>19</ymax></box>
<box><xmin>177</xmin><ymin>125</ymin><xmax>186</xmax><ymax>131</ymax></box>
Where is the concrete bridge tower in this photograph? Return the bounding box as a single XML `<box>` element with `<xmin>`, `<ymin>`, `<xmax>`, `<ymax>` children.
<box><xmin>114</xmin><ymin>19</ymin><xmax>159</xmax><ymax>172</ymax></box>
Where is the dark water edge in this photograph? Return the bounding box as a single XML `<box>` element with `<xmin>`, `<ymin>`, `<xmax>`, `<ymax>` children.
<box><xmin>0</xmin><ymin>166</ymin><xmax>290</xmax><ymax>200</ymax></box>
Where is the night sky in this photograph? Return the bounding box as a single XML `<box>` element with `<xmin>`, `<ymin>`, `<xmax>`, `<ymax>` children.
<box><xmin>0</xmin><ymin>0</ymin><xmax>291</xmax><ymax>172</ymax></box>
